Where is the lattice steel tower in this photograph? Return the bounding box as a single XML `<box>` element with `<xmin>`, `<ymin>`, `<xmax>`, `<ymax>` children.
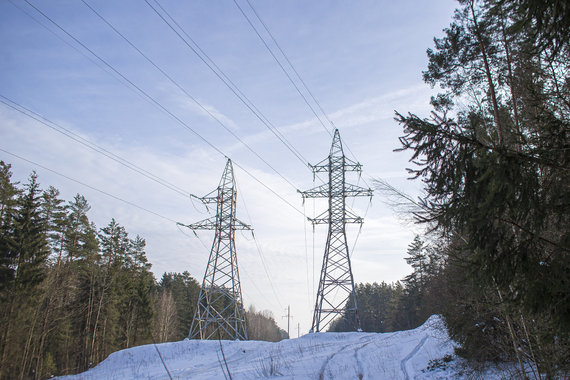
<box><xmin>179</xmin><ymin>159</ymin><xmax>251</xmax><ymax>340</ymax></box>
<box><xmin>300</xmin><ymin>129</ymin><xmax>372</xmax><ymax>332</ymax></box>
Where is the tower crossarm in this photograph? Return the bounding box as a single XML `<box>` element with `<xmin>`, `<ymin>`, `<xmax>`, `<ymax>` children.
<box><xmin>307</xmin><ymin>208</ymin><xmax>365</xmax><ymax>225</ymax></box>
<box><xmin>343</xmin><ymin>156</ymin><xmax>362</xmax><ymax>172</ymax></box>
<box><xmin>306</xmin><ymin>210</ymin><xmax>328</xmax><ymax>225</ymax></box>
<box><xmin>235</xmin><ymin>219</ymin><xmax>253</xmax><ymax>231</ymax></box>
<box><xmin>298</xmin><ymin>184</ymin><xmax>373</xmax><ymax>199</ymax></box>
<box><xmin>177</xmin><ymin>218</ymin><xmax>252</xmax><ymax>231</ymax></box>
<box><xmin>298</xmin><ymin>184</ymin><xmax>328</xmax><ymax>199</ymax></box>
<box><xmin>177</xmin><ymin>219</ymin><xmax>217</xmax><ymax>231</ymax></box>
<box><xmin>309</xmin><ymin>216</ymin><xmax>363</xmax><ymax>225</ymax></box>
<box><xmin>344</xmin><ymin>208</ymin><xmax>365</xmax><ymax>224</ymax></box>
<box><xmin>190</xmin><ymin>190</ymin><xmax>218</xmax><ymax>205</ymax></box>
<box><xmin>189</xmin><ymin>190</ymin><xmax>219</xmax><ymax>214</ymax></box>
<box><xmin>308</xmin><ymin>156</ymin><xmax>329</xmax><ymax>173</ymax></box>
<box><xmin>345</xmin><ymin>184</ymin><xmax>374</xmax><ymax>198</ymax></box>
<box><xmin>309</xmin><ymin>156</ymin><xmax>362</xmax><ymax>174</ymax></box>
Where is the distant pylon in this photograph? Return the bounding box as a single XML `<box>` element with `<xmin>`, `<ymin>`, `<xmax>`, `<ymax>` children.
<box><xmin>300</xmin><ymin>129</ymin><xmax>372</xmax><ymax>332</ymax></box>
<box><xmin>179</xmin><ymin>159</ymin><xmax>250</xmax><ymax>340</ymax></box>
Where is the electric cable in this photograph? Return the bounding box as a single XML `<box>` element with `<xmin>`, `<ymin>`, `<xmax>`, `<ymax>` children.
<box><xmin>302</xmin><ymin>202</ymin><xmax>312</xmax><ymax>311</ymax></box>
<box><xmin>237</xmin><ymin>0</ymin><xmax>372</xmax><ymax>189</ymax></box>
<box><xmin>177</xmin><ymin>185</ymin><xmax>282</xmax><ymax>315</ymax></box>
<box><xmin>180</xmin><ymin>218</ymin><xmax>267</xmax><ymax>309</ymax></box>
<box><xmin>233</xmin><ymin>0</ymin><xmax>333</xmax><ymax>138</ymax></box>
<box><xmin>349</xmin><ymin>199</ymin><xmax>372</xmax><ymax>259</ymax></box>
<box><xmin>0</xmin><ymin>148</ymin><xmax>178</xmax><ymax>224</ymax></box>
<box><xmin>7</xmin><ymin>0</ymin><xmax>127</xmax><ymax>89</ymax></box>
<box><xmin>21</xmin><ymin>0</ymin><xmax>223</xmax><ymax>157</ymax></box>
<box><xmin>144</xmin><ymin>0</ymin><xmax>313</xmax><ymax>173</ymax></box>
<box><xmin>80</xmin><ymin>0</ymin><xmax>299</xmax><ymax>193</ymax></box>
<box><xmin>0</xmin><ymin>95</ymin><xmax>190</xmax><ymax>198</ymax></box>
<box><xmin>20</xmin><ymin>0</ymin><xmax>305</xmax><ymax>218</ymax></box>
<box><xmin>235</xmin><ymin>177</ymin><xmax>285</xmax><ymax>310</ymax></box>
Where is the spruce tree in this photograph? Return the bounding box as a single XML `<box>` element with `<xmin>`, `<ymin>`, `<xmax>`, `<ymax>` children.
<box><xmin>0</xmin><ymin>173</ymin><xmax>50</xmax><ymax>378</ymax></box>
<box><xmin>65</xmin><ymin>195</ymin><xmax>97</xmax><ymax>262</ymax></box>
<box><xmin>396</xmin><ymin>0</ymin><xmax>569</xmax><ymax>371</ymax></box>
<box><xmin>41</xmin><ymin>186</ymin><xmax>68</xmax><ymax>265</ymax></box>
<box><xmin>0</xmin><ymin>161</ymin><xmax>20</xmax><ymax>292</ymax></box>
<box><xmin>6</xmin><ymin>172</ymin><xmax>49</xmax><ymax>291</ymax></box>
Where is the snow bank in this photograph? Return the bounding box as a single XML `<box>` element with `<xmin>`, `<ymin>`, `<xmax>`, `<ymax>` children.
<box><xmin>58</xmin><ymin>315</ymin><xmax>503</xmax><ymax>379</ymax></box>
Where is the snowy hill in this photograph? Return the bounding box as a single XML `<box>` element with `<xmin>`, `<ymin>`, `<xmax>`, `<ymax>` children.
<box><xmin>60</xmin><ymin>315</ymin><xmax>504</xmax><ymax>379</ymax></box>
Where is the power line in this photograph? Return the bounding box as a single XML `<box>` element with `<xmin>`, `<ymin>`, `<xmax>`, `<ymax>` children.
<box><xmin>233</xmin><ymin>161</ymin><xmax>304</xmax><ymax>216</ymax></box>
<box><xmin>245</xmin><ymin>0</ymin><xmax>335</xmax><ymax>130</ymax></box>
<box><xmin>350</xmin><ymin>199</ymin><xmax>372</xmax><ymax>259</ymax></box>
<box><xmin>144</xmin><ymin>0</ymin><xmax>312</xmax><ymax>172</ymax></box>
<box><xmin>20</xmin><ymin>0</ymin><xmax>305</xmax><ymax>218</ymax></box>
<box><xmin>0</xmin><ymin>148</ymin><xmax>178</xmax><ymax>224</ymax></box>
<box><xmin>235</xmin><ymin>178</ymin><xmax>284</xmax><ymax>310</ymax></box>
<box><xmin>80</xmin><ymin>0</ymin><xmax>299</xmax><ymax>192</ymax></box>
<box><xmin>7</xmin><ymin>0</ymin><xmax>127</xmax><ymax>89</ymax></box>
<box><xmin>178</xmin><ymin>189</ymin><xmax>281</xmax><ymax>313</ymax></box>
<box><xmin>302</xmin><ymin>202</ymin><xmax>313</xmax><ymax>311</ymax></box>
<box><xmin>237</xmin><ymin>0</ymin><xmax>372</xmax><ymax>189</ymax></box>
<box><xmin>234</xmin><ymin>0</ymin><xmax>333</xmax><ymax>138</ymax></box>
<box><xmin>0</xmin><ymin>95</ymin><xmax>189</xmax><ymax>198</ymax></box>
<box><xmin>21</xmin><ymin>0</ymin><xmax>221</xmax><ymax>156</ymax></box>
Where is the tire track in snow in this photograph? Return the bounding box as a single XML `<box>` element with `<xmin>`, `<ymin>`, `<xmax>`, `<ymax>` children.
<box><xmin>353</xmin><ymin>339</ymin><xmax>375</xmax><ymax>379</ymax></box>
<box><xmin>318</xmin><ymin>335</ymin><xmax>375</xmax><ymax>380</ymax></box>
<box><xmin>318</xmin><ymin>342</ymin><xmax>354</xmax><ymax>380</ymax></box>
<box><xmin>399</xmin><ymin>335</ymin><xmax>428</xmax><ymax>380</ymax></box>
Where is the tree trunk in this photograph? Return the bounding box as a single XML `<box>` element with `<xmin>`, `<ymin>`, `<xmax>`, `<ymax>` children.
<box><xmin>498</xmin><ymin>6</ymin><xmax>521</xmax><ymax>141</ymax></box>
<box><xmin>469</xmin><ymin>0</ymin><xmax>503</xmax><ymax>144</ymax></box>
<box><xmin>0</xmin><ymin>296</ymin><xmax>17</xmax><ymax>379</ymax></box>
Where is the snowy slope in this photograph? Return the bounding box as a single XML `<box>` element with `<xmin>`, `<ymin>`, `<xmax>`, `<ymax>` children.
<box><xmin>59</xmin><ymin>315</ymin><xmax>500</xmax><ymax>379</ymax></box>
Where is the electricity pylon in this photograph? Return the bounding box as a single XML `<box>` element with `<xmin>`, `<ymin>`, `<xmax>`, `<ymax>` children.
<box><xmin>300</xmin><ymin>129</ymin><xmax>372</xmax><ymax>332</ymax></box>
<box><xmin>179</xmin><ymin>159</ymin><xmax>250</xmax><ymax>340</ymax></box>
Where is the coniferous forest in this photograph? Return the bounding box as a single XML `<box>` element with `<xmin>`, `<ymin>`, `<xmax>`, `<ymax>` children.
<box><xmin>0</xmin><ymin>163</ymin><xmax>285</xmax><ymax>379</ymax></box>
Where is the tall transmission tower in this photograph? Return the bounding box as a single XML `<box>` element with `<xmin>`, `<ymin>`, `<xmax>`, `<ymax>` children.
<box><xmin>300</xmin><ymin>129</ymin><xmax>372</xmax><ymax>332</ymax></box>
<box><xmin>179</xmin><ymin>159</ymin><xmax>251</xmax><ymax>340</ymax></box>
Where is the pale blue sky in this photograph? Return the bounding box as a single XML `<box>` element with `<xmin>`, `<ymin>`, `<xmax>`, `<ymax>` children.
<box><xmin>1</xmin><ymin>0</ymin><xmax>457</xmax><ymax>333</ymax></box>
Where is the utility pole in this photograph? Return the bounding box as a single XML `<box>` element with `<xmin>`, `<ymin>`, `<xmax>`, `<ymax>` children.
<box><xmin>179</xmin><ymin>159</ymin><xmax>251</xmax><ymax>340</ymax></box>
<box><xmin>282</xmin><ymin>305</ymin><xmax>293</xmax><ymax>338</ymax></box>
<box><xmin>300</xmin><ymin>129</ymin><xmax>372</xmax><ymax>332</ymax></box>
<box><xmin>297</xmin><ymin>323</ymin><xmax>300</xmax><ymax>338</ymax></box>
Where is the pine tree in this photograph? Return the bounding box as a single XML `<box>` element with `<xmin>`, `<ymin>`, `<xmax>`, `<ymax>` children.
<box><xmin>64</xmin><ymin>194</ymin><xmax>96</xmax><ymax>262</ymax></box>
<box><xmin>402</xmin><ymin>236</ymin><xmax>428</xmax><ymax>293</ymax></box>
<box><xmin>0</xmin><ymin>161</ymin><xmax>20</xmax><ymax>293</ymax></box>
<box><xmin>116</xmin><ymin>235</ymin><xmax>154</xmax><ymax>348</ymax></box>
<box><xmin>0</xmin><ymin>161</ymin><xmax>20</xmax><ymax>229</ymax></box>
<box><xmin>6</xmin><ymin>172</ymin><xmax>49</xmax><ymax>291</ymax></box>
<box><xmin>331</xmin><ymin>282</ymin><xmax>403</xmax><ymax>333</ymax></box>
<box><xmin>41</xmin><ymin>186</ymin><xmax>68</xmax><ymax>265</ymax></box>
<box><xmin>396</xmin><ymin>0</ymin><xmax>569</xmax><ymax>372</ymax></box>
<box><xmin>0</xmin><ymin>173</ymin><xmax>50</xmax><ymax>378</ymax></box>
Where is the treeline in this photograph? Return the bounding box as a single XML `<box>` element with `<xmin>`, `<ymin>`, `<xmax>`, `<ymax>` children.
<box><xmin>335</xmin><ymin>0</ymin><xmax>569</xmax><ymax>377</ymax></box>
<box><xmin>246</xmin><ymin>306</ymin><xmax>288</xmax><ymax>342</ymax></box>
<box><xmin>330</xmin><ymin>236</ymin><xmax>444</xmax><ymax>333</ymax></box>
<box><xmin>0</xmin><ymin>163</ymin><xmax>284</xmax><ymax>379</ymax></box>
<box><xmin>336</xmin><ymin>232</ymin><xmax>568</xmax><ymax>376</ymax></box>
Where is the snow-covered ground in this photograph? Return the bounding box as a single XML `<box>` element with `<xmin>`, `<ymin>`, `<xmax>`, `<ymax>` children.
<box><xmin>60</xmin><ymin>315</ymin><xmax>508</xmax><ymax>379</ymax></box>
